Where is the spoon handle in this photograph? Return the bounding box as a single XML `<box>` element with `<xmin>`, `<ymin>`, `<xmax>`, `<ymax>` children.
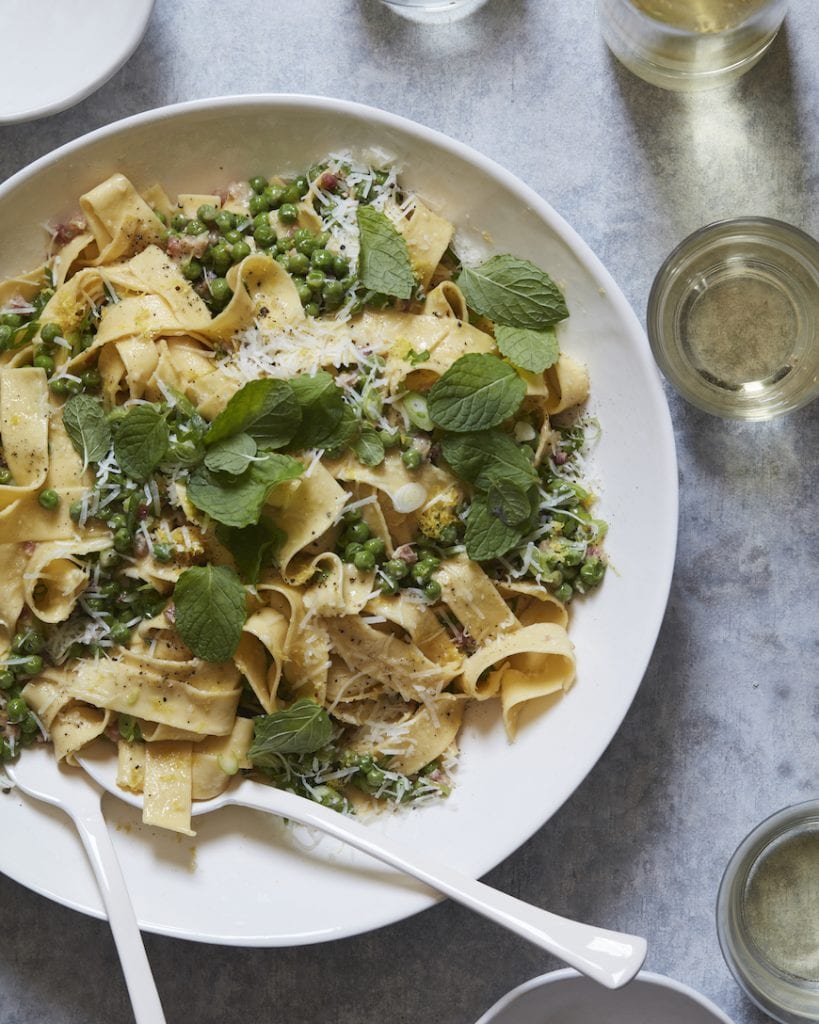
<box><xmin>67</xmin><ymin>794</ymin><xmax>166</xmax><ymax>1024</ymax></box>
<box><xmin>233</xmin><ymin>781</ymin><xmax>646</xmax><ymax>989</ymax></box>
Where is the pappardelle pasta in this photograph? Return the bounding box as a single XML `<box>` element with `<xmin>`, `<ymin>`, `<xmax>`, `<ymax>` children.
<box><xmin>0</xmin><ymin>156</ymin><xmax>607</xmax><ymax>834</ymax></box>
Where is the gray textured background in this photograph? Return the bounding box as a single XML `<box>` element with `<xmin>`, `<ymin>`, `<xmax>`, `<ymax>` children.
<box><xmin>1</xmin><ymin>2</ymin><xmax>817</xmax><ymax>1022</ymax></box>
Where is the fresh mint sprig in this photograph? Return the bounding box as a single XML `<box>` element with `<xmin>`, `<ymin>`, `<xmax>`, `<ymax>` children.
<box><xmin>456</xmin><ymin>254</ymin><xmax>569</xmax><ymax>329</ymax></box>
<box><xmin>173</xmin><ymin>564</ymin><xmax>247</xmax><ymax>662</ymax></box>
<box><xmin>357</xmin><ymin>206</ymin><xmax>415</xmax><ymax>300</ymax></box>
<box><xmin>427</xmin><ymin>354</ymin><xmax>525</xmax><ymax>433</ymax></box>
<box><xmin>62</xmin><ymin>395</ymin><xmax>111</xmax><ymax>465</ymax></box>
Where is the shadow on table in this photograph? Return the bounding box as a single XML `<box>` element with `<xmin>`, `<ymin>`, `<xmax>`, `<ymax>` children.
<box><xmin>605</xmin><ymin>22</ymin><xmax>814</xmax><ymax>237</ymax></box>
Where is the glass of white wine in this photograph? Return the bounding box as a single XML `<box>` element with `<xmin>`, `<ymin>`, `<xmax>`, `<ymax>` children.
<box><xmin>598</xmin><ymin>0</ymin><xmax>789</xmax><ymax>90</ymax></box>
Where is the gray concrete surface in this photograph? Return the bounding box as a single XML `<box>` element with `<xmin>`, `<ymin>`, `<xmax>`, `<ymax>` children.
<box><xmin>0</xmin><ymin>2</ymin><xmax>816</xmax><ymax>1022</ymax></box>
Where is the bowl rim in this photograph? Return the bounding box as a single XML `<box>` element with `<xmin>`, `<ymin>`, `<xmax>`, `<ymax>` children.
<box><xmin>474</xmin><ymin>967</ymin><xmax>736</xmax><ymax>1024</ymax></box>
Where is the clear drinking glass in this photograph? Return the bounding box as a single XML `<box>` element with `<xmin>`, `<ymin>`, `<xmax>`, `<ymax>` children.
<box><xmin>379</xmin><ymin>0</ymin><xmax>489</xmax><ymax>22</ymax></box>
<box><xmin>598</xmin><ymin>0</ymin><xmax>790</xmax><ymax>90</ymax></box>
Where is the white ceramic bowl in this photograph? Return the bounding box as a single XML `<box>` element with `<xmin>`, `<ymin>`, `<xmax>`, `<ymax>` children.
<box><xmin>475</xmin><ymin>969</ymin><xmax>736</xmax><ymax>1024</ymax></box>
<box><xmin>0</xmin><ymin>96</ymin><xmax>677</xmax><ymax>944</ymax></box>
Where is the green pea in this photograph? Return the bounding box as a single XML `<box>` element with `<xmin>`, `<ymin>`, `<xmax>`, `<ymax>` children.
<box><xmin>0</xmin><ymin>669</ymin><xmax>14</xmax><ymax>689</ymax></box>
<box><xmin>0</xmin><ymin>466</ymin><xmax>11</xmax><ymax>485</ymax></box>
<box><xmin>171</xmin><ymin>213</ymin><xmax>188</xmax><ymax>231</ymax></box>
<box><xmin>293</xmin><ymin>175</ymin><xmax>309</xmax><ymax>197</ymax></box>
<box><xmin>438</xmin><ymin>524</ymin><xmax>458</xmax><ymax>546</ymax></box>
<box><xmin>423</xmin><ymin>579</ymin><xmax>442</xmax><ymax>601</ymax></box>
<box><xmin>379</xmin><ymin>576</ymin><xmax>399</xmax><ymax>596</ymax></box>
<box><xmin>413</xmin><ymin>559</ymin><xmax>436</xmax><ymax>582</ymax></box>
<box><xmin>69</xmin><ymin>498</ymin><xmax>84</xmax><ymax>522</ymax></box>
<box><xmin>37</xmin><ymin>488</ymin><xmax>59</xmax><ymax>510</ymax></box>
<box><xmin>304</xmin><ymin>302</ymin><xmax>320</xmax><ymax>318</ymax></box>
<box><xmin>363</xmin><ymin>537</ymin><xmax>386</xmax><ymax>558</ymax></box>
<box><xmin>107</xmin><ymin>512</ymin><xmax>128</xmax><ymax>530</ymax></box>
<box><xmin>287</xmin><ymin>252</ymin><xmax>310</xmax><ymax>276</ymax></box>
<box><xmin>365</xmin><ymin>767</ymin><xmax>385</xmax><ymax>790</ymax></box>
<box><xmin>231</xmin><ymin>240</ymin><xmax>251</xmax><ymax>263</ymax></box>
<box><xmin>332</xmin><ymin>254</ymin><xmax>350</xmax><ymax>278</ymax></box>
<box><xmin>249</xmin><ymin>175</ymin><xmax>268</xmax><ymax>194</ymax></box>
<box><xmin>346</xmin><ymin>521</ymin><xmax>371</xmax><ymax>544</ymax></box>
<box><xmin>254</xmin><ymin>223</ymin><xmax>276</xmax><ymax>248</ymax></box>
<box><xmin>182</xmin><ymin>259</ymin><xmax>202</xmax><ymax>281</ymax></box>
<box><xmin>278</xmin><ymin>203</ymin><xmax>299</xmax><ymax>225</ymax></box>
<box><xmin>401</xmin><ymin>448</ymin><xmax>422</xmax><ymax>470</ymax></box>
<box><xmin>323</xmin><ymin>279</ymin><xmax>344</xmax><ymax>302</ymax></box>
<box><xmin>276</xmin><ymin>235</ymin><xmax>294</xmax><ymax>254</ymax></box>
<box><xmin>384</xmin><ymin>559</ymin><xmax>409</xmax><ymax>580</ymax></box>
<box><xmin>306</xmin><ymin>269</ymin><xmax>325</xmax><ymax>291</ymax></box>
<box><xmin>296</xmin><ymin>283</ymin><xmax>313</xmax><ymax>305</ymax></box>
<box><xmin>81</xmin><ymin>368</ymin><xmax>101</xmax><ymax>390</ymax></box>
<box><xmin>40</xmin><ymin>322</ymin><xmax>61</xmax><ymax>344</ymax></box>
<box><xmin>554</xmin><ymin>582</ymin><xmax>574</xmax><ymax>603</ymax></box>
<box><xmin>209</xmin><ymin>278</ymin><xmax>232</xmax><ymax>306</ymax></box>
<box><xmin>17</xmin><ymin>655</ymin><xmax>43</xmax><ymax>677</ymax></box>
<box><xmin>579</xmin><ymin>557</ymin><xmax>605</xmax><ymax>587</ymax></box>
<box><xmin>6</xmin><ymin>697</ymin><xmax>28</xmax><ymax>724</ymax></box>
<box><xmin>341</xmin><ymin>507</ymin><xmax>362</xmax><ymax>524</ymax></box>
<box><xmin>113</xmin><ymin>528</ymin><xmax>132</xmax><ymax>553</ymax></box>
<box><xmin>197</xmin><ymin>203</ymin><xmax>219</xmax><ymax>224</ymax></box>
<box><xmin>48</xmin><ymin>377</ymin><xmax>73</xmax><ymax>397</ymax></box>
<box><xmin>313</xmin><ymin>784</ymin><xmax>345</xmax><ymax>812</ymax></box>
<box><xmin>295</xmin><ymin>231</ymin><xmax>317</xmax><ymax>255</ymax></box>
<box><xmin>353</xmin><ymin>549</ymin><xmax>376</xmax><ymax>572</ymax></box>
<box><xmin>29</xmin><ymin>351</ymin><xmax>52</xmax><ymax>373</ymax></box>
<box><xmin>214</xmin><ymin>210</ymin><xmax>235</xmax><ymax>233</ymax></box>
<box><xmin>209</xmin><ymin>243</ymin><xmax>232</xmax><ymax>274</ymax></box>
<box><xmin>0</xmin><ymin>324</ymin><xmax>13</xmax><ymax>349</ymax></box>
<box><xmin>264</xmin><ymin>186</ymin><xmax>286</xmax><ymax>209</ymax></box>
<box><xmin>311</xmin><ymin>248</ymin><xmax>334</xmax><ymax>272</ymax></box>
<box><xmin>20</xmin><ymin>713</ymin><xmax>39</xmax><ymax>735</ymax></box>
<box><xmin>343</xmin><ymin>542</ymin><xmax>363</xmax><ymax>562</ymax></box>
<box><xmin>12</xmin><ymin>628</ymin><xmax>44</xmax><ymax>655</ymax></box>
<box><xmin>0</xmin><ymin>312</ymin><xmax>22</xmax><ymax>328</ymax></box>
<box><xmin>249</xmin><ymin>194</ymin><xmax>269</xmax><ymax>217</ymax></box>
<box><xmin>152</xmin><ymin>542</ymin><xmax>173</xmax><ymax>563</ymax></box>
<box><xmin>109</xmin><ymin>621</ymin><xmax>131</xmax><ymax>645</ymax></box>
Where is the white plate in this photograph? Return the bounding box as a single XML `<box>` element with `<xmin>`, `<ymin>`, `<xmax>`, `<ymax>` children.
<box><xmin>0</xmin><ymin>95</ymin><xmax>678</xmax><ymax>945</ymax></box>
<box><xmin>0</xmin><ymin>0</ymin><xmax>154</xmax><ymax>124</ymax></box>
<box><xmin>475</xmin><ymin>969</ymin><xmax>735</xmax><ymax>1024</ymax></box>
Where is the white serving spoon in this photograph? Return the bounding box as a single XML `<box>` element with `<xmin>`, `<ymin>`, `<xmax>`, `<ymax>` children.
<box><xmin>5</xmin><ymin>746</ymin><xmax>166</xmax><ymax>1024</ymax></box>
<box><xmin>76</xmin><ymin>741</ymin><xmax>646</xmax><ymax>989</ymax></box>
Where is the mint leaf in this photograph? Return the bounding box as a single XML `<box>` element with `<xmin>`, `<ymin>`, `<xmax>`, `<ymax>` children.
<box><xmin>248</xmin><ymin>699</ymin><xmax>333</xmax><ymax>763</ymax></box>
<box><xmin>173</xmin><ymin>565</ymin><xmax>247</xmax><ymax>662</ymax></box>
<box><xmin>288</xmin><ymin>371</ymin><xmax>347</xmax><ymax>450</ymax></box>
<box><xmin>428</xmin><ymin>354</ymin><xmax>525</xmax><ymax>432</ymax></box>
<box><xmin>204</xmin><ymin>433</ymin><xmax>258</xmax><ymax>475</ymax></box>
<box><xmin>187</xmin><ymin>453</ymin><xmax>303</xmax><ymax>528</ymax></box>
<box><xmin>495</xmin><ymin>324</ymin><xmax>559</xmax><ymax>373</ymax></box>
<box><xmin>113</xmin><ymin>405</ymin><xmax>169</xmax><ymax>481</ymax></box>
<box><xmin>357</xmin><ymin>206</ymin><xmax>415</xmax><ymax>300</ymax></box>
<box><xmin>321</xmin><ymin>403</ymin><xmax>359</xmax><ymax>455</ymax></box>
<box><xmin>486</xmin><ymin>480</ymin><xmax>531</xmax><ymax>527</ymax></box>
<box><xmin>456</xmin><ymin>255</ymin><xmax>569</xmax><ymax>328</ymax></box>
<box><xmin>216</xmin><ymin>516</ymin><xmax>286</xmax><ymax>584</ymax></box>
<box><xmin>205</xmin><ymin>378</ymin><xmax>301</xmax><ymax>449</ymax></box>
<box><xmin>62</xmin><ymin>395</ymin><xmax>111</xmax><ymax>465</ymax></box>
<box><xmin>352</xmin><ymin>428</ymin><xmax>385</xmax><ymax>467</ymax></box>
<box><xmin>441</xmin><ymin>430</ymin><xmax>537</xmax><ymax>492</ymax></box>
<box><xmin>463</xmin><ymin>498</ymin><xmax>523</xmax><ymax>560</ymax></box>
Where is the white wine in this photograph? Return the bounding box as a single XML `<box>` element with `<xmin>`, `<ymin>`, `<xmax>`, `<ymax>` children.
<box><xmin>629</xmin><ymin>0</ymin><xmax>769</xmax><ymax>33</ymax></box>
<box><xmin>598</xmin><ymin>0</ymin><xmax>788</xmax><ymax>90</ymax></box>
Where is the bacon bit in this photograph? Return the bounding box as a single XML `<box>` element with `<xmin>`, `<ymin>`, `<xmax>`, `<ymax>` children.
<box><xmin>167</xmin><ymin>233</ymin><xmax>209</xmax><ymax>259</ymax></box>
<box><xmin>393</xmin><ymin>544</ymin><xmax>418</xmax><ymax>565</ymax></box>
<box><xmin>164</xmin><ymin>603</ymin><xmax>176</xmax><ymax>625</ymax></box>
<box><xmin>552</xmin><ymin>451</ymin><xmax>568</xmax><ymax>466</ymax></box>
<box><xmin>52</xmin><ymin>216</ymin><xmax>86</xmax><ymax>247</ymax></box>
<box><xmin>319</xmin><ymin>171</ymin><xmax>339</xmax><ymax>192</ymax></box>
